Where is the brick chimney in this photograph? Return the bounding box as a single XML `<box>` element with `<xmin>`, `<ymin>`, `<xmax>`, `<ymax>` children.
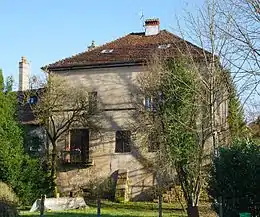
<box><xmin>144</xmin><ymin>18</ymin><xmax>160</xmax><ymax>36</ymax></box>
<box><xmin>19</xmin><ymin>56</ymin><xmax>30</xmax><ymax>91</ymax></box>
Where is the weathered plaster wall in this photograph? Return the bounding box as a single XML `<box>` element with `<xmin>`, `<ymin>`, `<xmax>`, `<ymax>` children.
<box><xmin>54</xmin><ymin>66</ymin><xmax>155</xmax><ymax>200</ymax></box>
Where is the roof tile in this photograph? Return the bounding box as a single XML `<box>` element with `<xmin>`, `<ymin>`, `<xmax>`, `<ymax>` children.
<box><xmin>46</xmin><ymin>30</ymin><xmax>205</xmax><ymax>70</ymax></box>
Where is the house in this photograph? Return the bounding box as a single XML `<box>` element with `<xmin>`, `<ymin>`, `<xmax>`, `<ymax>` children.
<box><xmin>18</xmin><ymin>19</ymin><xmax>229</xmax><ymax>201</ymax></box>
<box><xmin>248</xmin><ymin>117</ymin><xmax>260</xmax><ymax>138</ymax></box>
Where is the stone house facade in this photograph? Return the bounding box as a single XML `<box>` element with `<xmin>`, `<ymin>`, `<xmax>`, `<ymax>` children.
<box><xmin>19</xmin><ymin>19</ymin><xmax>229</xmax><ymax>200</ymax></box>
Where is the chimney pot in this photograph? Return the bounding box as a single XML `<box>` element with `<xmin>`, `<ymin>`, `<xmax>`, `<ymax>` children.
<box><xmin>19</xmin><ymin>56</ymin><xmax>30</xmax><ymax>91</ymax></box>
<box><xmin>21</xmin><ymin>56</ymin><xmax>27</xmax><ymax>63</ymax></box>
<box><xmin>144</xmin><ymin>18</ymin><xmax>160</xmax><ymax>36</ymax></box>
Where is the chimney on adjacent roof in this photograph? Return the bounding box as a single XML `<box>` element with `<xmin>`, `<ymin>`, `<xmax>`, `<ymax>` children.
<box><xmin>144</xmin><ymin>18</ymin><xmax>160</xmax><ymax>36</ymax></box>
<box><xmin>19</xmin><ymin>56</ymin><xmax>30</xmax><ymax>91</ymax></box>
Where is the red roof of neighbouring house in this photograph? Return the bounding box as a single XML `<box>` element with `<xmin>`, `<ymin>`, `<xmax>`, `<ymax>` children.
<box><xmin>45</xmin><ymin>30</ymin><xmax>207</xmax><ymax>71</ymax></box>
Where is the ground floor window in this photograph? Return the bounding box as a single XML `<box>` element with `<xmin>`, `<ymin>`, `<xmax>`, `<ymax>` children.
<box><xmin>63</xmin><ymin>129</ymin><xmax>89</xmax><ymax>163</ymax></box>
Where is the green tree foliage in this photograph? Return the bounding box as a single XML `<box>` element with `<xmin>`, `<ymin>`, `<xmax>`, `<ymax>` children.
<box><xmin>161</xmin><ymin>60</ymin><xmax>207</xmax><ymax>216</ymax></box>
<box><xmin>0</xmin><ymin>69</ymin><xmax>51</xmax><ymax>205</ymax></box>
<box><xmin>208</xmin><ymin>140</ymin><xmax>260</xmax><ymax>217</ymax></box>
<box><xmin>0</xmin><ymin>69</ymin><xmax>24</xmax><ymax>191</ymax></box>
<box><xmin>136</xmin><ymin>58</ymin><xmax>212</xmax><ymax>217</ymax></box>
<box><xmin>227</xmin><ymin>78</ymin><xmax>248</xmax><ymax>141</ymax></box>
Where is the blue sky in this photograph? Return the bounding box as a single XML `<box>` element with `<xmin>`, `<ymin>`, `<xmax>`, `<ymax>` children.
<box><xmin>0</xmin><ymin>0</ymin><xmax>204</xmax><ymax>88</ymax></box>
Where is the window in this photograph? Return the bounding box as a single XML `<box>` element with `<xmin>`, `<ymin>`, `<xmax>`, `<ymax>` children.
<box><xmin>101</xmin><ymin>49</ymin><xmax>114</xmax><ymax>54</ymax></box>
<box><xmin>115</xmin><ymin>130</ymin><xmax>131</xmax><ymax>153</ymax></box>
<box><xmin>88</xmin><ymin>92</ymin><xmax>97</xmax><ymax>113</ymax></box>
<box><xmin>144</xmin><ymin>92</ymin><xmax>164</xmax><ymax>111</ymax></box>
<box><xmin>144</xmin><ymin>96</ymin><xmax>152</xmax><ymax>110</ymax></box>
<box><xmin>158</xmin><ymin>44</ymin><xmax>171</xmax><ymax>49</ymax></box>
<box><xmin>28</xmin><ymin>96</ymin><xmax>38</xmax><ymax>104</ymax></box>
<box><xmin>63</xmin><ymin>129</ymin><xmax>89</xmax><ymax>164</ymax></box>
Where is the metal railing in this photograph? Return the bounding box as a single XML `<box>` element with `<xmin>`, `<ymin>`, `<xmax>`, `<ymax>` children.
<box><xmin>61</xmin><ymin>150</ymin><xmax>88</xmax><ymax>164</ymax></box>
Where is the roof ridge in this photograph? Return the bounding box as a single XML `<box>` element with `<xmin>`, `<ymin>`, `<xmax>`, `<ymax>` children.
<box><xmin>91</xmin><ymin>32</ymin><xmax>132</xmax><ymax>50</ymax></box>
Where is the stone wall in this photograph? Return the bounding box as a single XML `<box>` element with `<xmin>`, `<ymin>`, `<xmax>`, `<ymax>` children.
<box><xmin>54</xmin><ymin>66</ymin><xmax>155</xmax><ymax>200</ymax></box>
<box><xmin>50</xmin><ymin>64</ymin><xmax>229</xmax><ymax>201</ymax></box>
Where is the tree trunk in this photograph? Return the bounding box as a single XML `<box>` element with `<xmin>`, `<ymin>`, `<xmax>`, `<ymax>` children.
<box><xmin>50</xmin><ymin>143</ymin><xmax>57</xmax><ymax>197</ymax></box>
<box><xmin>40</xmin><ymin>194</ymin><xmax>45</xmax><ymax>217</ymax></box>
<box><xmin>158</xmin><ymin>191</ymin><xmax>162</xmax><ymax>217</ymax></box>
<box><xmin>187</xmin><ymin>205</ymin><xmax>199</xmax><ymax>217</ymax></box>
<box><xmin>97</xmin><ymin>196</ymin><xmax>101</xmax><ymax>217</ymax></box>
<box><xmin>219</xmin><ymin>196</ymin><xmax>223</xmax><ymax>217</ymax></box>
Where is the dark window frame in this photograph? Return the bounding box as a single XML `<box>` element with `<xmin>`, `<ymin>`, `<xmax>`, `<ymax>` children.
<box><xmin>28</xmin><ymin>95</ymin><xmax>38</xmax><ymax>105</ymax></box>
<box><xmin>115</xmin><ymin>130</ymin><xmax>131</xmax><ymax>153</ymax></box>
<box><xmin>63</xmin><ymin>129</ymin><xmax>89</xmax><ymax>164</ymax></box>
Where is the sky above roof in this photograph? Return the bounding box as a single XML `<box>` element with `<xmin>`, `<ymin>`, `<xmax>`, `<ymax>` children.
<box><xmin>0</xmin><ymin>0</ymin><xmax>204</xmax><ymax>89</ymax></box>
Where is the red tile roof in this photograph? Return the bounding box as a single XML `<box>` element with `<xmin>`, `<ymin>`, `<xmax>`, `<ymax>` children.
<box><xmin>45</xmin><ymin>30</ymin><xmax>206</xmax><ymax>71</ymax></box>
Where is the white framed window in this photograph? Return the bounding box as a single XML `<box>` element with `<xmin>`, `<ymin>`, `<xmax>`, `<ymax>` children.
<box><xmin>101</xmin><ymin>49</ymin><xmax>114</xmax><ymax>54</ymax></box>
<box><xmin>158</xmin><ymin>44</ymin><xmax>171</xmax><ymax>49</ymax></box>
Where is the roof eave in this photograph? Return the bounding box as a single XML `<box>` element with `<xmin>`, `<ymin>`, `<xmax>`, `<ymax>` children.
<box><xmin>42</xmin><ymin>60</ymin><xmax>146</xmax><ymax>72</ymax></box>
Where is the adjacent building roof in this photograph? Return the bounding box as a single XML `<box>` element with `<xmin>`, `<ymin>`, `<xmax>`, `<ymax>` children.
<box><xmin>17</xmin><ymin>89</ymin><xmax>44</xmax><ymax>125</ymax></box>
<box><xmin>45</xmin><ymin>30</ymin><xmax>206</xmax><ymax>71</ymax></box>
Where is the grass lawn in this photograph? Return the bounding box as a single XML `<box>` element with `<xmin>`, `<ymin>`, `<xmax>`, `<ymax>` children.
<box><xmin>20</xmin><ymin>201</ymin><xmax>216</xmax><ymax>217</ymax></box>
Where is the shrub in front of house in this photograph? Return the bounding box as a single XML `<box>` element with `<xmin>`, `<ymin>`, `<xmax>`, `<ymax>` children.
<box><xmin>3</xmin><ymin>154</ymin><xmax>52</xmax><ymax>206</ymax></box>
<box><xmin>15</xmin><ymin>157</ymin><xmax>52</xmax><ymax>206</ymax></box>
<box><xmin>0</xmin><ymin>182</ymin><xmax>19</xmax><ymax>217</ymax></box>
<box><xmin>208</xmin><ymin>140</ymin><xmax>260</xmax><ymax>217</ymax></box>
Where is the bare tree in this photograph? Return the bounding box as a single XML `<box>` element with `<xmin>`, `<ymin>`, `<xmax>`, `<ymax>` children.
<box><xmin>183</xmin><ymin>0</ymin><xmax>260</xmax><ymax>119</ymax></box>
<box><xmin>129</xmin><ymin>1</ymin><xmax>248</xmax><ymax>209</ymax></box>
<box><xmin>156</xmin><ymin>0</ymin><xmax>256</xmax><ymax>215</ymax></box>
<box><xmin>131</xmin><ymin>51</ymin><xmax>230</xmax><ymax>217</ymax></box>
<box><xmin>25</xmin><ymin>72</ymin><xmax>100</xmax><ymax>196</ymax></box>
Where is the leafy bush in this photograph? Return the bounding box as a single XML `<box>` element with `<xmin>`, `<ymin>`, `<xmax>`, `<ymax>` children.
<box><xmin>0</xmin><ymin>202</ymin><xmax>19</xmax><ymax>217</ymax></box>
<box><xmin>0</xmin><ymin>182</ymin><xmax>18</xmax><ymax>205</ymax></box>
<box><xmin>14</xmin><ymin>157</ymin><xmax>52</xmax><ymax>205</ymax></box>
<box><xmin>208</xmin><ymin>140</ymin><xmax>260</xmax><ymax>217</ymax></box>
<box><xmin>0</xmin><ymin>182</ymin><xmax>19</xmax><ymax>217</ymax></box>
<box><xmin>0</xmin><ymin>70</ymin><xmax>52</xmax><ymax>206</ymax></box>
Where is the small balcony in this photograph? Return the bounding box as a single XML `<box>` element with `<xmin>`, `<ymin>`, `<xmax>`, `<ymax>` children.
<box><xmin>61</xmin><ymin>150</ymin><xmax>94</xmax><ymax>167</ymax></box>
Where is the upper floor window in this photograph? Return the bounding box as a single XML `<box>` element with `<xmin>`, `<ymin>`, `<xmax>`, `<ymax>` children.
<box><xmin>144</xmin><ymin>92</ymin><xmax>164</xmax><ymax>111</ymax></box>
<box><xmin>28</xmin><ymin>96</ymin><xmax>38</xmax><ymax>105</ymax></box>
<box><xmin>144</xmin><ymin>96</ymin><xmax>152</xmax><ymax>110</ymax></box>
<box><xmin>115</xmin><ymin>130</ymin><xmax>131</xmax><ymax>153</ymax></box>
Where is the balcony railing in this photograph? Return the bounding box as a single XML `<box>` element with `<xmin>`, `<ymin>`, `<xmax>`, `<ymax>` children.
<box><xmin>61</xmin><ymin>149</ymin><xmax>89</xmax><ymax>164</ymax></box>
